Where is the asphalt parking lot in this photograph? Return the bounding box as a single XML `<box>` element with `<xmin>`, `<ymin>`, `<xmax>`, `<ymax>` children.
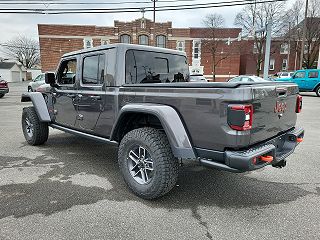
<box><xmin>0</xmin><ymin>82</ymin><xmax>319</xmax><ymax>240</ymax></box>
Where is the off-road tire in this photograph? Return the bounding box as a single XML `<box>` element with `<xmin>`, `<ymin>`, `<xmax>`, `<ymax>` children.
<box><xmin>315</xmin><ymin>85</ymin><xmax>320</xmax><ymax>97</ymax></box>
<box><xmin>0</xmin><ymin>93</ymin><xmax>4</xmax><ymax>98</ymax></box>
<box><xmin>22</xmin><ymin>106</ymin><xmax>49</xmax><ymax>145</ymax></box>
<box><xmin>118</xmin><ymin>127</ymin><xmax>179</xmax><ymax>199</ymax></box>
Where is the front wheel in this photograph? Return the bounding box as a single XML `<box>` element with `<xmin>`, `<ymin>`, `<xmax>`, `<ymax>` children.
<box><xmin>315</xmin><ymin>85</ymin><xmax>320</xmax><ymax>97</ymax></box>
<box><xmin>118</xmin><ymin>127</ymin><xmax>179</xmax><ymax>199</ymax></box>
<box><xmin>22</xmin><ymin>107</ymin><xmax>49</xmax><ymax>145</ymax></box>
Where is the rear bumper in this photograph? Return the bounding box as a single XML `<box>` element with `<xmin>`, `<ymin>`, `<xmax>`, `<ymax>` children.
<box><xmin>196</xmin><ymin>127</ymin><xmax>304</xmax><ymax>172</ymax></box>
<box><xmin>0</xmin><ymin>88</ymin><xmax>9</xmax><ymax>94</ymax></box>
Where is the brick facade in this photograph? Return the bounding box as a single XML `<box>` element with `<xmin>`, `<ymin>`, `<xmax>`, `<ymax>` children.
<box><xmin>38</xmin><ymin>18</ymin><xmax>242</xmax><ymax>81</ymax></box>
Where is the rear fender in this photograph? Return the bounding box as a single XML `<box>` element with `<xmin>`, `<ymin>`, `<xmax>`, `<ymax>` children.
<box><xmin>21</xmin><ymin>92</ymin><xmax>51</xmax><ymax>122</ymax></box>
<box><xmin>111</xmin><ymin>103</ymin><xmax>196</xmax><ymax>160</ymax></box>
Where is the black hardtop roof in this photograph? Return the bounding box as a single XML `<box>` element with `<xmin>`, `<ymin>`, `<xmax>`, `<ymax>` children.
<box><xmin>62</xmin><ymin>43</ymin><xmax>186</xmax><ymax>58</ymax></box>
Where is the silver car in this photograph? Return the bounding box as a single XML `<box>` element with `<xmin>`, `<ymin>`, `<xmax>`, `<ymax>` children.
<box><xmin>28</xmin><ymin>73</ymin><xmax>45</xmax><ymax>92</ymax></box>
<box><xmin>228</xmin><ymin>75</ymin><xmax>270</xmax><ymax>83</ymax></box>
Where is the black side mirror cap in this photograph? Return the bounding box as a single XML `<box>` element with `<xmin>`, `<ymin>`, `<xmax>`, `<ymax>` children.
<box><xmin>45</xmin><ymin>72</ymin><xmax>56</xmax><ymax>85</ymax></box>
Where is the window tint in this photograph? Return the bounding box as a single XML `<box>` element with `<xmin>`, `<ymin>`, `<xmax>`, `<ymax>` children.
<box><xmin>295</xmin><ymin>72</ymin><xmax>305</xmax><ymax>78</ymax></box>
<box><xmin>82</xmin><ymin>54</ymin><xmax>105</xmax><ymax>85</ymax></box>
<box><xmin>57</xmin><ymin>59</ymin><xmax>77</xmax><ymax>85</ymax></box>
<box><xmin>125</xmin><ymin>50</ymin><xmax>189</xmax><ymax>84</ymax></box>
<box><xmin>308</xmin><ymin>71</ymin><xmax>318</xmax><ymax>78</ymax></box>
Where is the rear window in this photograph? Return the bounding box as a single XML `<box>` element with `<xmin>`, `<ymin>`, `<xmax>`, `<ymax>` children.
<box><xmin>125</xmin><ymin>50</ymin><xmax>189</xmax><ymax>84</ymax></box>
<box><xmin>308</xmin><ymin>71</ymin><xmax>318</xmax><ymax>78</ymax></box>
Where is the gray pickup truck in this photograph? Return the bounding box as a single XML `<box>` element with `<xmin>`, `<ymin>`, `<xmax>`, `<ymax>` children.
<box><xmin>21</xmin><ymin>44</ymin><xmax>304</xmax><ymax>199</ymax></box>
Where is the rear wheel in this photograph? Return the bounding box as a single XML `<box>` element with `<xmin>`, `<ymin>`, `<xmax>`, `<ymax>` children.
<box><xmin>315</xmin><ymin>85</ymin><xmax>320</xmax><ymax>97</ymax></box>
<box><xmin>22</xmin><ymin>107</ymin><xmax>49</xmax><ymax>145</ymax></box>
<box><xmin>118</xmin><ymin>127</ymin><xmax>179</xmax><ymax>199</ymax></box>
<box><xmin>28</xmin><ymin>86</ymin><xmax>33</xmax><ymax>92</ymax></box>
<box><xmin>0</xmin><ymin>93</ymin><xmax>4</xmax><ymax>98</ymax></box>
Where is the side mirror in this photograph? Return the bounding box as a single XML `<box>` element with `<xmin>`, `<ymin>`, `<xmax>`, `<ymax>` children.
<box><xmin>45</xmin><ymin>72</ymin><xmax>55</xmax><ymax>86</ymax></box>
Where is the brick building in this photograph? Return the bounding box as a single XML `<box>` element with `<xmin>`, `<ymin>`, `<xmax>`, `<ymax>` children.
<box><xmin>38</xmin><ymin>18</ymin><xmax>242</xmax><ymax>81</ymax></box>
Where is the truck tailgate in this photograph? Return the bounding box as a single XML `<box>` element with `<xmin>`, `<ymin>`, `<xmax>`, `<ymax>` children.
<box><xmin>250</xmin><ymin>83</ymin><xmax>299</xmax><ymax>145</ymax></box>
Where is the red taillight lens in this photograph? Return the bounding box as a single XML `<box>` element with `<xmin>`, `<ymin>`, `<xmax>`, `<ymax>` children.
<box><xmin>296</xmin><ymin>95</ymin><xmax>302</xmax><ymax>113</ymax></box>
<box><xmin>228</xmin><ymin>104</ymin><xmax>253</xmax><ymax>131</ymax></box>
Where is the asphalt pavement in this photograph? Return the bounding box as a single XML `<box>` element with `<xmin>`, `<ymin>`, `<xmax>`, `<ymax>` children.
<box><xmin>0</xmin><ymin>82</ymin><xmax>319</xmax><ymax>240</ymax></box>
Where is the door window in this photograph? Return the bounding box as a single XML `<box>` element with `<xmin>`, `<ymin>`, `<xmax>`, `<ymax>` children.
<box><xmin>57</xmin><ymin>59</ymin><xmax>77</xmax><ymax>85</ymax></box>
<box><xmin>82</xmin><ymin>54</ymin><xmax>105</xmax><ymax>85</ymax></box>
<box><xmin>308</xmin><ymin>71</ymin><xmax>318</xmax><ymax>79</ymax></box>
<box><xmin>294</xmin><ymin>71</ymin><xmax>305</xmax><ymax>79</ymax></box>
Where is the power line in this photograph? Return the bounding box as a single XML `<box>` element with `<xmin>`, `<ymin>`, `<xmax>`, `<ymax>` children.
<box><xmin>0</xmin><ymin>0</ymin><xmax>196</xmax><ymax>4</ymax></box>
<box><xmin>0</xmin><ymin>0</ymin><xmax>287</xmax><ymax>14</ymax></box>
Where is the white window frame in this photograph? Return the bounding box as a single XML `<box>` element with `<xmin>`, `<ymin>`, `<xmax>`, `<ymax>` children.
<box><xmin>282</xmin><ymin>59</ymin><xmax>288</xmax><ymax>70</ymax></box>
<box><xmin>253</xmin><ymin>42</ymin><xmax>263</xmax><ymax>54</ymax></box>
<box><xmin>176</xmin><ymin>41</ymin><xmax>185</xmax><ymax>52</ymax></box>
<box><xmin>280</xmin><ymin>43</ymin><xmax>289</xmax><ymax>54</ymax></box>
<box><xmin>269</xmin><ymin>59</ymin><xmax>275</xmax><ymax>70</ymax></box>
<box><xmin>83</xmin><ymin>37</ymin><xmax>93</xmax><ymax>49</ymax></box>
<box><xmin>192</xmin><ymin>40</ymin><xmax>201</xmax><ymax>60</ymax></box>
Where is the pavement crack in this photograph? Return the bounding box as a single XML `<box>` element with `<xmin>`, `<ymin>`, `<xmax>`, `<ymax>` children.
<box><xmin>191</xmin><ymin>207</ymin><xmax>213</xmax><ymax>240</ymax></box>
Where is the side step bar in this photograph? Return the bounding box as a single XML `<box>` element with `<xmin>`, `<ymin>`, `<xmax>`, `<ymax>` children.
<box><xmin>50</xmin><ymin>124</ymin><xmax>118</xmax><ymax>145</ymax></box>
<box><xmin>199</xmin><ymin>159</ymin><xmax>241</xmax><ymax>173</ymax></box>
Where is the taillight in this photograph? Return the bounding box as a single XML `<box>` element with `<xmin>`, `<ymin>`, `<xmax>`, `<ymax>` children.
<box><xmin>296</xmin><ymin>95</ymin><xmax>302</xmax><ymax>113</ymax></box>
<box><xmin>227</xmin><ymin>104</ymin><xmax>253</xmax><ymax>131</ymax></box>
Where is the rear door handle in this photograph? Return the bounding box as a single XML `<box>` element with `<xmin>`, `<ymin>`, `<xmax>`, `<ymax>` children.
<box><xmin>67</xmin><ymin>94</ymin><xmax>76</xmax><ymax>98</ymax></box>
<box><xmin>90</xmin><ymin>95</ymin><xmax>101</xmax><ymax>100</ymax></box>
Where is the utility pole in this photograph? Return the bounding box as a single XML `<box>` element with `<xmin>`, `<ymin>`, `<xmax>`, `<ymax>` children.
<box><xmin>263</xmin><ymin>21</ymin><xmax>272</xmax><ymax>80</ymax></box>
<box><xmin>151</xmin><ymin>0</ymin><xmax>157</xmax><ymax>23</ymax></box>
<box><xmin>299</xmin><ymin>0</ymin><xmax>309</xmax><ymax>69</ymax></box>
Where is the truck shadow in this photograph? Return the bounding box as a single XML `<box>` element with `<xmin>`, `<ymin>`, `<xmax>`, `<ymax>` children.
<box><xmin>0</xmin><ymin>133</ymin><xmax>316</xmax><ymax>219</ymax></box>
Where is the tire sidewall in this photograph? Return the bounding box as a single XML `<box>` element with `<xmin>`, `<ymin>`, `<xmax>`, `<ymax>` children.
<box><xmin>316</xmin><ymin>86</ymin><xmax>320</xmax><ymax>97</ymax></box>
<box><xmin>22</xmin><ymin>109</ymin><xmax>36</xmax><ymax>144</ymax></box>
<box><xmin>119</xmin><ymin>137</ymin><xmax>162</xmax><ymax>196</ymax></box>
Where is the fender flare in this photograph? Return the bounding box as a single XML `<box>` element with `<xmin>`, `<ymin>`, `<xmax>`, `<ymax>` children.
<box><xmin>21</xmin><ymin>92</ymin><xmax>51</xmax><ymax>122</ymax></box>
<box><xmin>111</xmin><ymin>103</ymin><xmax>196</xmax><ymax>160</ymax></box>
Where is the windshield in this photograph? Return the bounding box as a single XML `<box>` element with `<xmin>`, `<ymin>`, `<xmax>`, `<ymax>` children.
<box><xmin>250</xmin><ymin>76</ymin><xmax>269</xmax><ymax>82</ymax></box>
<box><xmin>125</xmin><ymin>50</ymin><xmax>189</xmax><ymax>84</ymax></box>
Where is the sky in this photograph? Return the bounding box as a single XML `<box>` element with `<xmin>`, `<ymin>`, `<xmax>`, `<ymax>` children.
<box><xmin>0</xmin><ymin>0</ymin><xmax>296</xmax><ymax>43</ymax></box>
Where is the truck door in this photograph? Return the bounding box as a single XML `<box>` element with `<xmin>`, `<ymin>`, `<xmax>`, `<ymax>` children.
<box><xmin>53</xmin><ymin>58</ymin><xmax>78</xmax><ymax>127</ymax></box>
<box><xmin>75</xmin><ymin>53</ymin><xmax>106</xmax><ymax>131</ymax></box>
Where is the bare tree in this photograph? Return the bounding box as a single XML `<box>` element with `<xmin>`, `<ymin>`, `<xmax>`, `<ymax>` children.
<box><xmin>234</xmin><ymin>2</ymin><xmax>286</xmax><ymax>75</ymax></box>
<box><xmin>202</xmin><ymin>13</ymin><xmax>227</xmax><ymax>81</ymax></box>
<box><xmin>1</xmin><ymin>36</ymin><xmax>40</xmax><ymax>69</ymax></box>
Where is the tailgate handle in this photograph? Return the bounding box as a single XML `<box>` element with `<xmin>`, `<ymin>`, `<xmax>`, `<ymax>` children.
<box><xmin>276</xmin><ymin>88</ymin><xmax>287</xmax><ymax>97</ymax></box>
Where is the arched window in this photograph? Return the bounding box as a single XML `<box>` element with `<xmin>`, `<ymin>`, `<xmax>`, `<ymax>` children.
<box><xmin>177</xmin><ymin>41</ymin><xmax>185</xmax><ymax>52</ymax></box>
<box><xmin>156</xmin><ymin>35</ymin><xmax>166</xmax><ymax>48</ymax></box>
<box><xmin>138</xmin><ymin>35</ymin><xmax>149</xmax><ymax>45</ymax></box>
<box><xmin>120</xmin><ymin>34</ymin><xmax>131</xmax><ymax>44</ymax></box>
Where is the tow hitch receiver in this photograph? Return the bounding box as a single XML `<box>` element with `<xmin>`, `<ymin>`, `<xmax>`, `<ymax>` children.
<box><xmin>259</xmin><ymin>155</ymin><xmax>274</xmax><ymax>163</ymax></box>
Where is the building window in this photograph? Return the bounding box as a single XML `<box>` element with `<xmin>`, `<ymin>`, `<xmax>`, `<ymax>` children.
<box><xmin>156</xmin><ymin>35</ymin><xmax>166</xmax><ymax>48</ymax></box>
<box><xmin>138</xmin><ymin>35</ymin><xmax>149</xmax><ymax>45</ymax></box>
<box><xmin>280</xmin><ymin>43</ymin><xmax>289</xmax><ymax>54</ymax></box>
<box><xmin>176</xmin><ymin>41</ymin><xmax>185</xmax><ymax>52</ymax></box>
<box><xmin>193</xmin><ymin>40</ymin><xmax>200</xmax><ymax>59</ymax></box>
<box><xmin>269</xmin><ymin>59</ymin><xmax>275</xmax><ymax>70</ymax></box>
<box><xmin>282</xmin><ymin>59</ymin><xmax>288</xmax><ymax>70</ymax></box>
<box><xmin>101</xmin><ymin>38</ymin><xmax>110</xmax><ymax>45</ymax></box>
<box><xmin>120</xmin><ymin>34</ymin><xmax>131</xmax><ymax>44</ymax></box>
<box><xmin>83</xmin><ymin>38</ymin><xmax>93</xmax><ymax>49</ymax></box>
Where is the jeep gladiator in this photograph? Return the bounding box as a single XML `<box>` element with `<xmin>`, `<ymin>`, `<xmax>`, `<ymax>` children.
<box><xmin>21</xmin><ymin>44</ymin><xmax>304</xmax><ymax>199</ymax></box>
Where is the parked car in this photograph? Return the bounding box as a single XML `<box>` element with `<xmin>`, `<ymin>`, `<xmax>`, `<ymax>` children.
<box><xmin>21</xmin><ymin>44</ymin><xmax>304</xmax><ymax>199</ymax></box>
<box><xmin>275</xmin><ymin>69</ymin><xmax>320</xmax><ymax>97</ymax></box>
<box><xmin>277</xmin><ymin>72</ymin><xmax>295</xmax><ymax>78</ymax></box>
<box><xmin>189</xmin><ymin>74</ymin><xmax>207</xmax><ymax>82</ymax></box>
<box><xmin>228</xmin><ymin>75</ymin><xmax>270</xmax><ymax>83</ymax></box>
<box><xmin>28</xmin><ymin>73</ymin><xmax>45</xmax><ymax>92</ymax></box>
<box><xmin>35</xmin><ymin>83</ymin><xmax>51</xmax><ymax>93</ymax></box>
<box><xmin>0</xmin><ymin>76</ymin><xmax>9</xmax><ymax>98</ymax></box>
